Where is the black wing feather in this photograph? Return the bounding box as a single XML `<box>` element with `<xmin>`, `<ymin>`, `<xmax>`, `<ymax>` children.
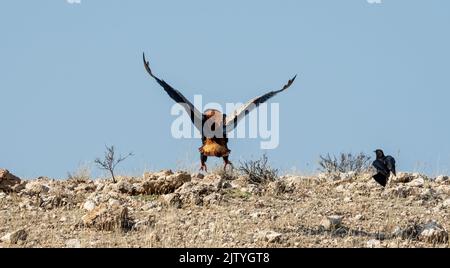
<box><xmin>142</xmin><ymin>53</ymin><xmax>203</xmax><ymax>132</ymax></box>
<box><xmin>385</xmin><ymin>156</ymin><xmax>396</xmax><ymax>176</ymax></box>
<box><xmin>372</xmin><ymin>159</ymin><xmax>389</xmax><ymax>176</ymax></box>
<box><xmin>224</xmin><ymin>75</ymin><xmax>297</xmax><ymax>132</ymax></box>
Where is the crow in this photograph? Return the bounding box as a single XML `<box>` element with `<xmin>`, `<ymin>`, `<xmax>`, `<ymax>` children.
<box><xmin>372</xmin><ymin>149</ymin><xmax>396</xmax><ymax>187</ymax></box>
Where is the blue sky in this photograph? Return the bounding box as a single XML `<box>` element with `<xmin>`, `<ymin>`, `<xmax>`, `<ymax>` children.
<box><xmin>1</xmin><ymin>0</ymin><xmax>449</xmax><ymax>178</ymax></box>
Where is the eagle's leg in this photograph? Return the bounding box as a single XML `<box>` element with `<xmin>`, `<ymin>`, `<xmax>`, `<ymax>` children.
<box><xmin>223</xmin><ymin>156</ymin><xmax>233</xmax><ymax>171</ymax></box>
<box><xmin>200</xmin><ymin>154</ymin><xmax>208</xmax><ymax>172</ymax></box>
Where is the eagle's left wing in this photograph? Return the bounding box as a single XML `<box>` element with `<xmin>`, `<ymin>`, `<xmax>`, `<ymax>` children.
<box><xmin>224</xmin><ymin>75</ymin><xmax>297</xmax><ymax>132</ymax></box>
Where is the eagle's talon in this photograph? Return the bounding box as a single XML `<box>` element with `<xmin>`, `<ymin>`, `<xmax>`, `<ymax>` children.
<box><xmin>223</xmin><ymin>160</ymin><xmax>234</xmax><ymax>172</ymax></box>
<box><xmin>200</xmin><ymin>164</ymin><xmax>208</xmax><ymax>173</ymax></box>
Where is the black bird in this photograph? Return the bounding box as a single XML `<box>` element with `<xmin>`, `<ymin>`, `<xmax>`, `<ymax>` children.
<box><xmin>372</xmin><ymin>149</ymin><xmax>396</xmax><ymax>187</ymax></box>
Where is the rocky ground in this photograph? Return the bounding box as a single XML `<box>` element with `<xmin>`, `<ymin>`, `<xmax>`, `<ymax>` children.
<box><xmin>0</xmin><ymin>168</ymin><xmax>449</xmax><ymax>248</ymax></box>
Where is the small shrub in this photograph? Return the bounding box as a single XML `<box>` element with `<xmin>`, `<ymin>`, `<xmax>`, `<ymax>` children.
<box><xmin>94</xmin><ymin>145</ymin><xmax>133</xmax><ymax>183</ymax></box>
<box><xmin>318</xmin><ymin>152</ymin><xmax>371</xmax><ymax>175</ymax></box>
<box><xmin>67</xmin><ymin>165</ymin><xmax>91</xmax><ymax>183</ymax></box>
<box><xmin>238</xmin><ymin>154</ymin><xmax>278</xmax><ymax>184</ymax></box>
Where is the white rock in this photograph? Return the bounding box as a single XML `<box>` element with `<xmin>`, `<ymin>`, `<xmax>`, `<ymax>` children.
<box><xmin>257</xmin><ymin>230</ymin><xmax>282</xmax><ymax>243</ymax></box>
<box><xmin>436</xmin><ymin>185</ymin><xmax>450</xmax><ymax>195</ymax></box>
<box><xmin>408</xmin><ymin>178</ymin><xmax>425</xmax><ymax>187</ymax></box>
<box><xmin>162</xmin><ymin>193</ymin><xmax>182</xmax><ymax>208</ymax></box>
<box><xmin>443</xmin><ymin>199</ymin><xmax>450</xmax><ymax>208</ymax></box>
<box><xmin>154</xmin><ymin>170</ymin><xmax>174</xmax><ymax>178</ymax></box>
<box><xmin>1</xmin><ymin>229</ymin><xmax>27</xmax><ymax>244</ymax></box>
<box><xmin>340</xmin><ymin>171</ymin><xmax>356</xmax><ymax>181</ymax></box>
<box><xmin>335</xmin><ymin>185</ymin><xmax>345</xmax><ymax>192</ymax></box>
<box><xmin>387</xmin><ymin>185</ymin><xmax>416</xmax><ymax>198</ymax></box>
<box><xmin>108</xmin><ymin>198</ymin><xmax>121</xmax><ymax>207</ymax></box>
<box><xmin>366</xmin><ymin>239</ymin><xmax>381</xmax><ymax>248</ymax></box>
<box><xmin>235</xmin><ymin>209</ymin><xmax>246</xmax><ymax>215</ymax></box>
<box><xmin>83</xmin><ymin>200</ymin><xmax>96</xmax><ymax>211</ymax></box>
<box><xmin>141</xmin><ymin>200</ymin><xmax>161</xmax><ymax>211</ymax></box>
<box><xmin>247</xmin><ymin>184</ymin><xmax>260</xmax><ymax>194</ymax></box>
<box><xmin>354</xmin><ymin>214</ymin><xmax>364</xmax><ymax>221</ymax></box>
<box><xmin>419</xmin><ymin>188</ymin><xmax>435</xmax><ymax>199</ymax></box>
<box><xmin>81</xmin><ymin>204</ymin><xmax>132</xmax><ymax>231</ymax></box>
<box><xmin>393</xmin><ymin>172</ymin><xmax>415</xmax><ymax>183</ymax></box>
<box><xmin>95</xmin><ymin>183</ymin><xmax>105</xmax><ymax>192</ymax></box>
<box><xmin>203</xmin><ymin>193</ymin><xmax>220</xmax><ymax>205</ymax></box>
<box><xmin>191</xmin><ymin>173</ymin><xmax>205</xmax><ymax>180</ymax></box>
<box><xmin>115</xmin><ymin>180</ymin><xmax>134</xmax><ymax>194</ymax></box>
<box><xmin>203</xmin><ymin>174</ymin><xmax>220</xmax><ymax>181</ymax></box>
<box><xmin>18</xmin><ymin>199</ymin><xmax>33</xmax><ymax>210</ymax></box>
<box><xmin>435</xmin><ymin>175</ymin><xmax>449</xmax><ymax>183</ymax></box>
<box><xmin>250</xmin><ymin>212</ymin><xmax>267</xmax><ymax>219</ymax></box>
<box><xmin>0</xmin><ymin>169</ymin><xmax>21</xmax><ymax>192</ymax></box>
<box><xmin>419</xmin><ymin>221</ymin><xmax>448</xmax><ymax>244</ymax></box>
<box><xmin>432</xmin><ymin>206</ymin><xmax>442</xmax><ymax>213</ymax></box>
<box><xmin>321</xmin><ymin>215</ymin><xmax>343</xmax><ymax>230</ymax></box>
<box><xmin>65</xmin><ymin>239</ymin><xmax>81</xmax><ymax>248</ymax></box>
<box><xmin>143</xmin><ymin>172</ymin><xmax>191</xmax><ymax>195</ymax></box>
<box><xmin>222</xmin><ymin>181</ymin><xmax>232</xmax><ymax>189</ymax></box>
<box><xmin>24</xmin><ymin>181</ymin><xmax>50</xmax><ymax>195</ymax></box>
<box><xmin>266</xmin><ymin>231</ymin><xmax>282</xmax><ymax>243</ymax></box>
<box><xmin>347</xmin><ymin>183</ymin><xmax>356</xmax><ymax>190</ymax></box>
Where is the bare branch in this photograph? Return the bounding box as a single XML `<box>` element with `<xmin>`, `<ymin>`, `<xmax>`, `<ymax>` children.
<box><xmin>238</xmin><ymin>154</ymin><xmax>278</xmax><ymax>185</ymax></box>
<box><xmin>94</xmin><ymin>145</ymin><xmax>133</xmax><ymax>183</ymax></box>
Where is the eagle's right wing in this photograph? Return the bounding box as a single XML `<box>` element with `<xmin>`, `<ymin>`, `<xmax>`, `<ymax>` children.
<box><xmin>143</xmin><ymin>53</ymin><xmax>203</xmax><ymax>132</ymax></box>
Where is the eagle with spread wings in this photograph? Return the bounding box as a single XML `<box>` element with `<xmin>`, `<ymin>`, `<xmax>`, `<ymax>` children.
<box><xmin>143</xmin><ymin>53</ymin><xmax>297</xmax><ymax>172</ymax></box>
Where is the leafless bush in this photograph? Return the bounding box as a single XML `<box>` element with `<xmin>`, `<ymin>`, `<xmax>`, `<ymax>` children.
<box><xmin>94</xmin><ymin>145</ymin><xmax>133</xmax><ymax>183</ymax></box>
<box><xmin>239</xmin><ymin>154</ymin><xmax>278</xmax><ymax>184</ymax></box>
<box><xmin>318</xmin><ymin>152</ymin><xmax>371</xmax><ymax>175</ymax></box>
<box><xmin>67</xmin><ymin>165</ymin><xmax>91</xmax><ymax>183</ymax></box>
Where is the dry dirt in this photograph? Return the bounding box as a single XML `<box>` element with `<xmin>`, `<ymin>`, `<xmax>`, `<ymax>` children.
<box><xmin>0</xmin><ymin>169</ymin><xmax>449</xmax><ymax>248</ymax></box>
